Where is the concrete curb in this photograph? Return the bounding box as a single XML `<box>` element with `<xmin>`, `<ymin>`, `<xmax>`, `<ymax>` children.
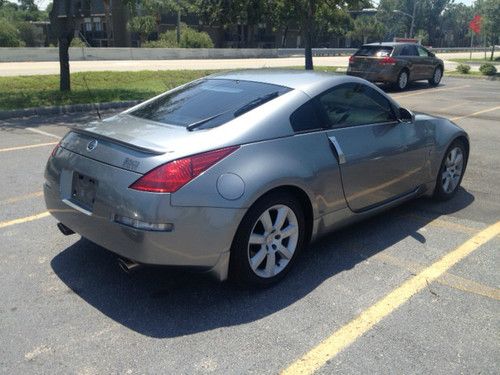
<box><xmin>0</xmin><ymin>100</ymin><xmax>140</xmax><ymax>120</ymax></box>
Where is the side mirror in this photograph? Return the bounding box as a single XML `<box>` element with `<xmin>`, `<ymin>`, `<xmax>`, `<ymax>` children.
<box><xmin>399</xmin><ymin>107</ymin><xmax>415</xmax><ymax>123</ymax></box>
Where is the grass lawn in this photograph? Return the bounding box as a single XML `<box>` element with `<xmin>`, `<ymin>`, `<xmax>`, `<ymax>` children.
<box><xmin>449</xmin><ymin>57</ymin><xmax>500</xmax><ymax>64</ymax></box>
<box><xmin>0</xmin><ymin>67</ymin><xmax>340</xmax><ymax>111</ymax></box>
<box><xmin>0</xmin><ymin>70</ymin><xmax>217</xmax><ymax>111</ymax></box>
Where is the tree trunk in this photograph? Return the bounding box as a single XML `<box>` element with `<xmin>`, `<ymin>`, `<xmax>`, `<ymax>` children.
<box><xmin>490</xmin><ymin>44</ymin><xmax>495</xmax><ymax>61</ymax></box>
<box><xmin>281</xmin><ymin>25</ymin><xmax>288</xmax><ymax>48</ymax></box>
<box><xmin>58</xmin><ymin>33</ymin><xmax>72</xmax><ymax>91</ymax></box>
<box><xmin>103</xmin><ymin>0</ymin><xmax>112</xmax><ymax>47</ymax></box>
<box><xmin>303</xmin><ymin>0</ymin><xmax>316</xmax><ymax>70</ymax></box>
<box><xmin>112</xmin><ymin>0</ymin><xmax>130</xmax><ymax>47</ymax></box>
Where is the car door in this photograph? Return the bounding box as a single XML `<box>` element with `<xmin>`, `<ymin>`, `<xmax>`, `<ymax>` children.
<box><xmin>399</xmin><ymin>44</ymin><xmax>422</xmax><ymax>80</ymax></box>
<box><xmin>317</xmin><ymin>83</ymin><xmax>428</xmax><ymax>212</ymax></box>
<box><xmin>416</xmin><ymin>45</ymin><xmax>436</xmax><ymax>79</ymax></box>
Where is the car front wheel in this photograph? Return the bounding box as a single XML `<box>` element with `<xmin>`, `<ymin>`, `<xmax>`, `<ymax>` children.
<box><xmin>229</xmin><ymin>192</ymin><xmax>305</xmax><ymax>287</ymax></box>
<box><xmin>429</xmin><ymin>67</ymin><xmax>443</xmax><ymax>86</ymax></box>
<box><xmin>433</xmin><ymin>140</ymin><xmax>467</xmax><ymax>201</ymax></box>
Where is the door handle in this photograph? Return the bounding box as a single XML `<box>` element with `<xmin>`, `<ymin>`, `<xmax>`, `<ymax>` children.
<box><xmin>328</xmin><ymin>136</ymin><xmax>346</xmax><ymax>164</ymax></box>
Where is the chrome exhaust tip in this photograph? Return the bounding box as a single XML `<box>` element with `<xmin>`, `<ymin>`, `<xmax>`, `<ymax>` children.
<box><xmin>57</xmin><ymin>222</ymin><xmax>75</xmax><ymax>236</ymax></box>
<box><xmin>117</xmin><ymin>257</ymin><xmax>141</xmax><ymax>274</ymax></box>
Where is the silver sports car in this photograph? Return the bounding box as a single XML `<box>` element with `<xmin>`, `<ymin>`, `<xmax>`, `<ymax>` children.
<box><xmin>44</xmin><ymin>70</ymin><xmax>469</xmax><ymax>286</ymax></box>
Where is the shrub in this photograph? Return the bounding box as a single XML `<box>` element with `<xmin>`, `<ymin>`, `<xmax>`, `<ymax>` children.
<box><xmin>479</xmin><ymin>63</ymin><xmax>497</xmax><ymax>76</ymax></box>
<box><xmin>0</xmin><ymin>18</ymin><xmax>24</xmax><ymax>47</ymax></box>
<box><xmin>144</xmin><ymin>25</ymin><xmax>214</xmax><ymax>48</ymax></box>
<box><xmin>456</xmin><ymin>64</ymin><xmax>471</xmax><ymax>74</ymax></box>
<box><xmin>70</xmin><ymin>37</ymin><xmax>87</xmax><ymax>47</ymax></box>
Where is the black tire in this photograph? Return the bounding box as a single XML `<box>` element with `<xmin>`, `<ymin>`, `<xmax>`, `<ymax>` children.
<box><xmin>433</xmin><ymin>139</ymin><xmax>467</xmax><ymax>201</ymax></box>
<box><xmin>428</xmin><ymin>66</ymin><xmax>443</xmax><ymax>86</ymax></box>
<box><xmin>395</xmin><ymin>69</ymin><xmax>409</xmax><ymax>91</ymax></box>
<box><xmin>229</xmin><ymin>191</ymin><xmax>306</xmax><ymax>287</ymax></box>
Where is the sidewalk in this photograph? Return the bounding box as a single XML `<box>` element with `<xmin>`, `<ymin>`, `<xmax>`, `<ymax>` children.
<box><xmin>0</xmin><ymin>52</ymin><xmax>495</xmax><ymax>77</ymax></box>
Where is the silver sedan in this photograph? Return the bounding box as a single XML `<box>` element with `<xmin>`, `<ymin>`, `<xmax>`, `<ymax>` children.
<box><xmin>44</xmin><ymin>70</ymin><xmax>469</xmax><ymax>286</ymax></box>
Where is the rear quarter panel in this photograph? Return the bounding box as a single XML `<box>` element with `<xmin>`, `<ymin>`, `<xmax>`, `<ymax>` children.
<box><xmin>170</xmin><ymin>131</ymin><xmax>347</xmax><ymax>219</ymax></box>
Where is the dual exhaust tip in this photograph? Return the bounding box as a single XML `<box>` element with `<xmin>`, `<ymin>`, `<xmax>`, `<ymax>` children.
<box><xmin>57</xmin><ymin>222</ymin><xmax>141</xmax><ymax>274</ymax></box>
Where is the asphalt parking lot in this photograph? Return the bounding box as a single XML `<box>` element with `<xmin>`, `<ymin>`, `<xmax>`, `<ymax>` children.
<box><xmin>0</xmin><ymin>76</ymin><xmax>499</xmax><ymax>374</ymax></box>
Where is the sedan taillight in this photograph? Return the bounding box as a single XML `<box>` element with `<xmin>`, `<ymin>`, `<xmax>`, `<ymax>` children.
<box><xmin>129</xmin><ymin>146</ymin><xmax>239</xmax><ymax>193</ymax></box>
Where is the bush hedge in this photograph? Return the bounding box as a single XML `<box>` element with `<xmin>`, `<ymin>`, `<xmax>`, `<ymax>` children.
<box><xmin>479</xmin><ymin>63</ymin><xmax>497</xmax><ymax>76</ymax></box>
<box><xmin>456</xmin><ymin>64</ymin><xmax>471</xmax><ymax>74</ymax></box>
<box><xmin>144</xmin><ymin>25</ymin><xmax>214</xmax><ymax>48</ymax></box>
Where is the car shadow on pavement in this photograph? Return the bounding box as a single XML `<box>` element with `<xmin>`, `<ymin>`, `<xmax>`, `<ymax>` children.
<box><xmin>51</xmin><ymin>188</ymin><xmax>474</xmax><ymax>339</ymax></box>
<box><xmin>379</xmin><ymin>81</ymin><xmax>443</xmax><ymax>94</ymax></box>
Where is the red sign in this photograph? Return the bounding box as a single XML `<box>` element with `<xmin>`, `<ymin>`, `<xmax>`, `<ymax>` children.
<box><xmin>469</xmin><ymin>15</ymin><xmax>482</xmax><ymax>34</ymax></box>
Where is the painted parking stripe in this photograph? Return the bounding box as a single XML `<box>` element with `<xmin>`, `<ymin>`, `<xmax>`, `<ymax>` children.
<box><xmin>0</xmin><ymin>212</ymin><xmax>50</xmax><ymax>229</ymax></box>
<box><xmin>0</xmin><ymin>142</ymin><xmax>57</xmax><ymax>153</ymax></box>
<box><xmin>26</xmin><ymin>127</ymin><xmax>62</xmax><ymax>140</ymax></box>
<box><xmin>450</xmin><ymin>105</ymin><xmax>500</xmax><ymax>121</ymax></box>
<box><xmin>392</xmin><ymin>84</ymin><xmax>470</xmax><ymax>99</ymax></box>
<box><xmin>281</xmin><ymin>221</ymin><xmax>500</xmax><ymax>375</ymax></box>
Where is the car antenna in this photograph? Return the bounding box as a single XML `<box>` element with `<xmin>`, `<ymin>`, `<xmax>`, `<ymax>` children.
<box><xmin>82</xmin><ymin>75</ymin><xmax>102</xmax><ymax>120</ymax></box>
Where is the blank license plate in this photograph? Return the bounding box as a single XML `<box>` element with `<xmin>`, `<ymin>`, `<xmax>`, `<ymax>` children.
<box><xmin>71</xmin><ymin>173</ymin><xmax>97</xmax><ymax>211</ymax></box>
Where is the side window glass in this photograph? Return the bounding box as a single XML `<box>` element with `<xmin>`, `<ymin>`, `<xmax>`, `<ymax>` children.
<box><xmin>317</xmin><ymin>83</ymin><xmax>396</xmax><ymax>128</ymax></box>
<box><xmin>289</xmin><ymin>100</ymin><xmax>323</xmax><ymax>133</ymax></box>
<box><xmin>417</xmin><ymin>46</ymin><xmax>429</xmax><ymax>57</ymax></box>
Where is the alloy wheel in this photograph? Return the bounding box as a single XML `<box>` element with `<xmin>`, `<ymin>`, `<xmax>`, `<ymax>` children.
<box><xmin>441</xmin><ymin>146</ymin><xmax>464</xmax><ymax>194</ymax></box>
<box><xmin>398</xmin><ymin>71</ymin><xmax>408</xmax><ymax>90</ymax></box>
<box><xmin>247</xmin><ymin>204</ymin><xmax>299</xmax><ymax>278</ymax></box>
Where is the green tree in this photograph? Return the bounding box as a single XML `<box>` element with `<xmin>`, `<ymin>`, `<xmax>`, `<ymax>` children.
<box><xmin>0</xmin><ymin>18</ymin><xmax>23</xmax><ymax>46</ymax></box>
<box><xmin>128</xmin><ymin>15</ymin><xmax>156</xmax><ymax>46</ymax></box>
<box><xmin>478</xmin><ymin>0</ymin><xmax>500</xmax><ymax>60</ymax></box>
<box><xmin>347</xmin><ymin>15</ymin><xmax>386</xmax><ymax>44</ymax></box>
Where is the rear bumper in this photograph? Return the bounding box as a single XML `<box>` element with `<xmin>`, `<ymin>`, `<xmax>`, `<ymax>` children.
<box><xmin>347</xmin><ymin>67</ymin><xmax>399</xmax><ymax>83</ymax></box>
<box><xmin>44</xmin><ymin>148</ymin><xmax>246</xmax><ymax>281</ymax></box>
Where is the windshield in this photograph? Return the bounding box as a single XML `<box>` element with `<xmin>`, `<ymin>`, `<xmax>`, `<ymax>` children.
<box><xmin>355</xmin><ymin>46</ymin><xmax>393</xmax><ymax>57</ymax></box>
<box><xmin>131</xmin><ymin>79</ymin><xmax>291</xmax><ymax>129</ymax></box>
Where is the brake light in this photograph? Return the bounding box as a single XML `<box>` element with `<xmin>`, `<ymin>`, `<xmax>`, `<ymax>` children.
<box><xmin>379</xmin><ymin>57</ymin><xmax>397</xmax><ymax>65</ymax></box>
<box><xmin>349</xmin><ymin>55</ymin><xmax>356</xmax><ymax>63</ymax></box>
<box><xmin>51</xmin><ymin>142</ymin><xmax>60</xmax><ymax>157</ymax></box>
<box><xmin>129</xmin><ymin>146</ymin><xmax>240</xmax><ymax>193</ymax></box>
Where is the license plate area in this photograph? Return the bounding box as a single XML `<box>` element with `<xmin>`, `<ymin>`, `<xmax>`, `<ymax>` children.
<box><xmin>70</xmin><ymin>172</ymin><xmax>97</xmax><ymax>212</ymax></box>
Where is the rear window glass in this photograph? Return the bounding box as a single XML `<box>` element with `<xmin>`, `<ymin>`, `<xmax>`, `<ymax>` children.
<box><xmin>355</xmin><ymin>46</ymin><xmax>393</xmax><ymax>57</ymax></box>
<box><xmin>131</xmin><ymin>79</ymin><xmax>290</xmax><ymax>130</ymax></box>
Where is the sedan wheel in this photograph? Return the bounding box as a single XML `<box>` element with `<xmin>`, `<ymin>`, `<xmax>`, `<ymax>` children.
<box><xmin>230</xmin><ymin>192</ymin><xmax>305</xmax><ymax>286</ymax></box>
<box><xmin>429</xmin><ymin>67</ymin><xmax>442</xmax><ymax>86</ymax></box>
<box><xmin>434</xmin><ymin>140</ymin><xmax>467</xmax><ymax>200</ymax></box>
<box><xmin>396</xmin><ymin>70</ymin><xmax>409</xmax><ymax>91</ymax></box>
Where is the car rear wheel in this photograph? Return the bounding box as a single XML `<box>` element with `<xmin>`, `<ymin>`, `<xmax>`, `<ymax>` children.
<box><xmin>433</xmin><ymin>140</ymin><xmax>466</xmax><ymax>201</ymax></box>
<box><xmin>229</xmin><ymin>192</ymin><xmax>305</xmax><ymax>287</ymax></box>
<box><xmin>429</xmin><ymin>67</ymin><xmax>443</xmax><ymax>86</ymax></box>
<box><xmin>396</xmin><ymin>70</ymin><xmax>409</xmax><ymax>91</ymax></box>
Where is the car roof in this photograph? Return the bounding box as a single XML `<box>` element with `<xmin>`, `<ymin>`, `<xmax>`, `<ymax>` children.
<box><xmin>363</xmin><ymin>42</ymin><xmax>417</xmax><ymax>47</ymax></box>
<box><xmin>208</xmin><ymin>69</ymin><xmax>357</xmax><ymax>97</ymax></box>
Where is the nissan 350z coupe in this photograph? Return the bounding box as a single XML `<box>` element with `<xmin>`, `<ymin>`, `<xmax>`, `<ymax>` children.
<box><xmin>44</xmin><ymin>70</ymin><xmax>469</xmax><ymax>286</ymax></box>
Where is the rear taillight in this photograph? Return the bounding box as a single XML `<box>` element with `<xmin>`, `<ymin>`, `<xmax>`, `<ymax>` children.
<box><xmin>349</xmin><ymin>55</ymin><xmax>356</xmax><ymax>63</ymax></box>
<box><xmin>379</xmin><ymin>57</ymin><xmax>397</xmax><ymax>65</ymax></box>
<box><xmin>129</xmin><ymin>145</ymin><xmax>239</xmax><ymax>193</ymax></box>
<box><xmin>51</xmin><ymin>142</ymin><xmax>60</xmax><ymax>157</ymax></box>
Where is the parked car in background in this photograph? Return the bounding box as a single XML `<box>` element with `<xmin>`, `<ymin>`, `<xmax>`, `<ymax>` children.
<box><xmin>45</xmin><ymin>70</ymin><xmax>468</xmax><ymax>287</ymax></box>
<box><xmin>347</xmin><ymin>42</ymin><xmax>444</xmax><ymax>90</ymax></box>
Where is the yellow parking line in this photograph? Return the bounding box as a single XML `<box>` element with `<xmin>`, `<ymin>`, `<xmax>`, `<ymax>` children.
<box><xmin>374</xmin><ymin>253</ymin><xmax>500</xmax><ymax>301</ymax></box>
<box><xmin>0</xmin><ymin>211</ymin><xmax>50</xmax><ymax>229</ymax></box>
<box><xmin>450</xmin><ymin>105</ymin><xmax>500</xmax><ymax>121</ymax></box>
<box><xmin>392</xmin><ymin>84</ymin><xmax>470</xmax><ymax>99</ymax></box>
<box><xmin>0</xmin><ymin>142</ymin><xmax>57</xmax><ymax>153</ymax></box>
<box><xmin>281</xmin><ymin>221</ymin><xmax>500</xmax><ymax>375</ymax></box>
<box><xmin>26</xmin><ymin>127</ymin><xmax>62</xmax><ymax>140</ymax></box>
<box><xmin>0</xmin><ymin>191</ymin><xmax>43</xmax><ymax>205</ymax></box>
